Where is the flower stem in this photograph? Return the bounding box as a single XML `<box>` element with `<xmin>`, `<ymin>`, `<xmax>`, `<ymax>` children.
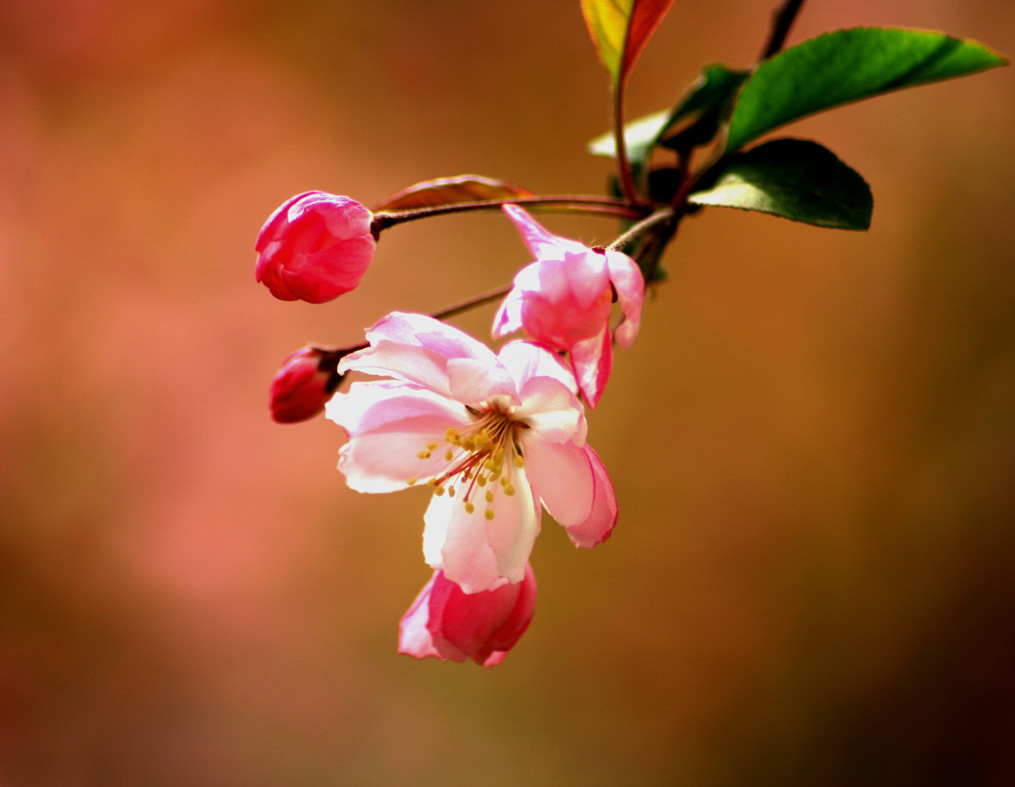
<box><xmin>759</xmin><ymin>0</ymin><xmax>807</xmax><ymax>60</ymax></box>
<box><xmin>431</xmin><ymin>283</ymin><xmax>514</xmax><ymax>321</ymax></box>
<box><xmin>612</xmin><ymin>83</ymin><xmax>642</xmax><ymax>205</ymax></box>
<box><xmin>372</xmin><ymin>195</ymin><xmax>646</xmax><ymax>233</ymax></box>
<box><xmin>607</xmin><ymin>207</ymin><xmax>676</xmax><ymax>252</ymax></box>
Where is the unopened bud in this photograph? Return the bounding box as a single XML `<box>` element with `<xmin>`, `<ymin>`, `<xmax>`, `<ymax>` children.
<box><xmin>255</xmin><ymin>191</ymin><xmax>376</xmax><ymax>304</ymax></box>
<box><xmin>269</xmin><ymin>345</ymin><xmax>345</xmax><ymax>423</ymax></box>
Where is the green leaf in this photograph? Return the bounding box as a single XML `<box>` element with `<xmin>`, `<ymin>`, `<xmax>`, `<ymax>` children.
<box><xmin>687</xmin><ymin>138</ymin><xmax>873</xmax><ymax>230</ymax></box>
<box><xmin>726</xmin><ymin>27</ymin><xmax>1008</xmax><ymax>153</ymax></box>
<box><xmin>588</xmin><ymin>65</ymin><xmax>748</xmax><ymax>165</ymax></box>
<box><xmin>372</xmin><ymin>175</ymin><xmax>533</xmax><ymax>212</ymax></box>
<box><xmin>580</xmin><ymin>0</ymin><xmax>676</xmax><ymax>84</ymax></box>
<box><xmin>658</xmin><ymin>65</ymin><xmax>749</xmax><ymax>151</ymax></box>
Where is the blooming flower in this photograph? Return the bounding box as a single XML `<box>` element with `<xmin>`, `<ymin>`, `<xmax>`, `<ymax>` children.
<box><xmin>269</xmin><ymin>345</ymin><xmax>343</xmax><ymax>423</ymax></box>
<box><xmin>325</xmin><ymin>312</ymin><xmax>617</xmax><ymax>594</ymax></box>
<box><xmin>255</xmin><ymin>191</ymin><xmax>376</xmax><ymax>304</ymax></box>
<box><xmin>399</xmin><ymin>563</ymin><xmax>537</xmax><ymax>667</ymax></box>
<box><xmin>493</xmin><ymin>204</ymin><xmax>645</xmax><ymax>408</ymax></box>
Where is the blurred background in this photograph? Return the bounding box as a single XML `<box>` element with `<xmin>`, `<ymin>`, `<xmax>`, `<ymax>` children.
<box><xmin>1</xmin><ymin>0</ymin><xmax>1013</xmax><ymax>784</ymax></box>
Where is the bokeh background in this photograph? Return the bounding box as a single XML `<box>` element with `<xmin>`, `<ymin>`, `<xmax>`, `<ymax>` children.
<box><xmin>2</xmin><ymin>0</ymin><xmax>1013</xmax><ymax>784</ymax></box>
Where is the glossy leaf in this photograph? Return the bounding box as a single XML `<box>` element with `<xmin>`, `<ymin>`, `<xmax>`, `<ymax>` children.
<box><xmin>373</xmin><ymin>175</ymin><xmax>533</xmax><ymax>212</ymax></box>
<box><xmin>688</xmin><ymin>139</ymin><xmax>873</xmax><ymax>230</ymax></box>
<box><xmin>726</xmin><ymin>27</ymin><xmax>1008</xmax><ymax>153</ymax></box>
<box><xmin>588</xmin><ymin>65</ymin><xmax>748</xmax><ymax>165</ymax></box>
<box><xmin>658</xmin><ymin>65</ymin><xmax>748</xmax><ymax>151</ymax></box>
<box><xmin>580</xmin><ymin>0</ymin><xmax>676</xmax><ymax>84</ymax></box>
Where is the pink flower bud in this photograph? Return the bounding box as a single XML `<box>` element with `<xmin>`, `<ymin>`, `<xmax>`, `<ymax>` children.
<box><xmin>255</xmin><ymin>191</ymin><xmax>376</xmax><ymax>304</ymax></box>
<box><xmin>398</xmin><ymin>563</ymin><xmax>537</xmax><ymax>667</ymax></box>
<box><xmin>269</xmin><ymin>346</ymin><xmax>340</xmax><ymax>423</ymax></box>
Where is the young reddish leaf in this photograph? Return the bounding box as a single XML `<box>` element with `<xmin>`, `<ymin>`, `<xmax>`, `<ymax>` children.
<box><xmin>373</xmin><ymin>175</ymin><xmax>533</xmax><ymax>212</ymax></box>
<box><xmin>622</xmin><ymin>0</ymin><xmax>677</xmax><ymax>81</ymax></box>
<box><xmin>580</xmin><ymin>0</ymin><xmax>675</xmax><ymax>84</ymax></box>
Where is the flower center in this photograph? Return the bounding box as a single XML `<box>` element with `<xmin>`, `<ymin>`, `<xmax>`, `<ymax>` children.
<box><xmin>408</xmin><ymin>403</ymin><xmax>527</xmax><ymax>521</ymax></box>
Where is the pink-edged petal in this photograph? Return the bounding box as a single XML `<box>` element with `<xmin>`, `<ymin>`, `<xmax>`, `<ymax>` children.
<box><xmin>398</xmin><ymin>565</ymin><xmax>537</xmax><ymax>667</ymax></box>
<box><xmin>339</xmin><ymin>339</ymin><xmax>457</xmax><ymax>397</ymax></box>
<box><xmin>397</xmin><ymin>576</ymin><xmax>447</xmax><ymax>661</ymax></box>
<box><xmin>423</xmin><ymin>492</ymin><xmax>500</xmax><ymax>593</ymax></box>
<box><xmin>340</xmin><ymin>312</ymin><xmax>500</xmax><ymax>394</ymax></box>
<box><xmin>483</xmin><ymin>466</ymin><xmax>540</xmax><ymax>584</ymax></box>
<box><xmin>563</xmin><ymin>446</ymin><xmax>618</xmax><ymax>548</ymax></box>
<box><xmin>497</xmin><ymin>341</ymin><xmax>578</xmax><ymax>395</ymax></box>
<box><xmin>560</xmin><ymin>249</ymin><xmax>611</xmax><ymax>309</ymax></box>
<box><xmin>514</xmin><ymin>375</ymin><xmax>587</xmax><ymax>445</ymax></box>
<box><xmin>326</xmin><ymin>380</ymin><xmax>440</xmax><ymax>434</ymax></box>
<box><xmin>522</xmin><ymin>434</ymin><xmax>594</xmax><ymax>528</ymax></box>
<box><xmin>492</xmin><ymin>287</ymin><xmax>525</xmax><ymax>339</ymax></box>
<box><xmin>503</xmin><ymin>204</ymin><xmax>585</xmax><ymax>259</ymax></box>
<box><xmin>606</xmin><ymin>251</ymin><xmax>645</xmax><ymax>348</ymax></box>
<box><xmin>446</xmin><ymin>357</ymin><xmax>519</xmax><ymax>407</ymax></box>
<box><xmin>328</xmin><ymin>386</ymin><xmax>469</xmax><ymax>493</ymax></box>
<box><xmin>570</xmin><ymin>327</ymin><xmax>612</xmax><ymax>409</ymax></box>
<box><xmin>367</xmin><ymin>312</ymin><xmax>498</xmax><ymax>365</ymax></box>
<box><xmin>423</xmin><ymin>469</ymin><xmax>539</xmax><ymax>594</ymax></box>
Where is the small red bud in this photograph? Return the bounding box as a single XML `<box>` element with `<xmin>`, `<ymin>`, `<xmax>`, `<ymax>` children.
<box><xmin>269</xmin><ymin>346</ymin><xmax>338</xmax><ymax>423</ymax></box>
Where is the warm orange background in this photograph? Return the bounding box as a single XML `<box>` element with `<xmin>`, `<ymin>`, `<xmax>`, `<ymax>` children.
<box><xmin>2</xmin><ymin>1</ymin><xmax>1013</xmax><ymax>784</ymax></box>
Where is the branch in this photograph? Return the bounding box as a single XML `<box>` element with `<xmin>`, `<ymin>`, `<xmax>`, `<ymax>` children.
<box><xmin>759</xmin><ymin>0</ymin><xmax>806</xmax><ymax>61</ymax></box>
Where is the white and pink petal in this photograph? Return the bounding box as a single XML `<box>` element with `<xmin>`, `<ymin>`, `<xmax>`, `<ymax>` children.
<box><xmin>562</xmin><ymin>446</ymin><xmax>618</xmax><ymax>548</ymax></box>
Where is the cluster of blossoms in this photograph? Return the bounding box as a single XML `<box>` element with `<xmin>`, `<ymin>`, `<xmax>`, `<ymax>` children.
<box><xmin>256</xmin><ymin>190</ymin><xmax>644</xmax><ymax>665</ymax></box>
<box><xmin>255</xmin><ymin>1</ymin><xmax>1005</xmax><ymax>666</ymax></box>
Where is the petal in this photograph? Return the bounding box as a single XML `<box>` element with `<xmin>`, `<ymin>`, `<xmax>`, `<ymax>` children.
<box><xmin>497</xmin><ymin>341</ymin><xmax>578</xmax><ymax>395</ymax></box>
<box><xmin>483</xmin><ymin>466</ymin><xmax>540</xmax><ymax>585</ymax></box>
<box><xmin>446</xmin><ymin>357</ymin><xmax>519</xmax><ymax>407</ymax></box>
<box><xmin>328</xmin><ymin>383</ymin><xmax>469</xmax><ymax>492</ymax></box>
<box><xmin>606</xmin><ymin>251</ymin><xmax>645</xmax><ymax>348</ymax></box>
<box><xmin>398</xmin><ymin>565</ymin><xmax>538</xmax><ymax>667</ymax></box>
<box><xmin>340</xmin><ymin>339</ymin><xmax>456</xmax><ymax>398</ymax></box>
<box><xmin>563</xmin><ymin>446</ymin><xmax>618</xmax><ymax>548</ymax></box>
<box><xmin>340</xmin><ymin>312</ymin><xmax>500</xmax><ymax>395</ymax></box>
<box><xmin>502</xmin><ymin>204</ymin><xmax>584</xmax><ymax>259</ymax></box>
<box><xmin>491</xmin><ymin>287</ymin><xmax>525</xmax><ymax>339</ymax></box>
<box><xmin>522</xmin><ymin>434</ymin><xmax>595</xmax><ymax>528</ymax></box>
<box><xmin>397</xmin><ymin>573</ymin><xmax>450</xmax><ymax>661</ymax></box>
<box><xmin>569</xmin><ymin>328</ymin><xmax>612</xmax><ymax>409</ymax></box>
<box><xmin>368</xmin><ymin>312</ymin><xmax>498</xmax><ymax>365</ymax></box>
<box><xmin>423</xmin><ymin>467</ymin><xmax>540</xmax><ymax>593</ymax></box>
<box><xmin>423</xmin><ymin>491</ymin><xmax>500</xmax><ymax>593</ymax></box>
<box><xmin>514</xmin><ymin>375</ymin><xmax>587</xmax><ymax>445</ymax></box>
<box><xmin>561</xmin><ymin>250</ymin><xmax>610</xmax><ymax>310</ymax></box>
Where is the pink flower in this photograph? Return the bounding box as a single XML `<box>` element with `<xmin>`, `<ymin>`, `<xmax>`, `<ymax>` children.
<box><xmin>493</xmin><ymin>204</ymin><xmax>645</xmax><ymax>408</ymax></box>
<box><xmin>255</xmin><ymin>191</ymin><xmax>376</xmax><ymax>304</ymax></box>
<box><xmin>269</xmin><ymin>345</ymin><xmax>342</xmax><ymax>423</ymax></box>
<box><xmin>325</xmin><ymin>312</ymin><xmax>617</xmax><ymax>594</ymax></box>
<box><xmin>399</xmin><ymin>563</ymin><xmax>537</xmax><ymax>667</ymax></box>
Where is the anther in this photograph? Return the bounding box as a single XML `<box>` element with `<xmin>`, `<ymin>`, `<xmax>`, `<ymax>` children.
<box><xmin>484</xmin><ymin>509</ymin><xmax>495</xmax><ymax>520</ymax></box>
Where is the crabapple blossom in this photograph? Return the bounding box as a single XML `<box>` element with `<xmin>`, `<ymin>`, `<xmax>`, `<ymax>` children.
<box><xmin>255</xmin><ymin>191</ymin><xmax>376</xmax><ymax>303</ymax></box>
<box><xmin>493</xmin><ymin>204</ymin><xmax>645</xmax><ymax>407</ymax></box>
<box><xmin>398</xmin><ymin>563</ymin><xmax>537</xmax><ymax>667</ymax></box>
<box><xmin>325</xmin><ymin>312</ymin><xmax>617</xmax><ymax>594</ymax></box>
